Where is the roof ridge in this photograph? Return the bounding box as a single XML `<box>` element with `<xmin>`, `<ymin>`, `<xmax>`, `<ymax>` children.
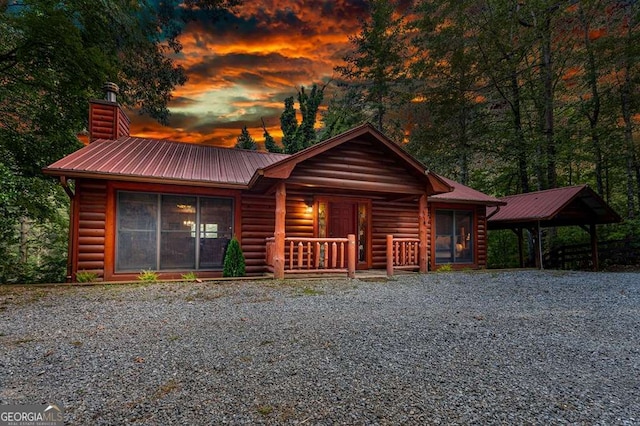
<box><xmin>501</xmin><ymin>184</ymin><xmax>587</xmax><ymax>199</ymax></box>
<box><xmin>104</xmin><ymin>136</ymin><xmax>290</xmax><ymax>158</ymax></box>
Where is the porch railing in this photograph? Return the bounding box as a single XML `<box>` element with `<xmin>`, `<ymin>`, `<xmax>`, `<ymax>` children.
<box><xmin>386</xmin><ymin>235</ymin><xmax>421</xmax><ymax>277</ymax></box>
<box><xmin>266</xmin><ymin>235</ymin><xmax>356</xmax><ymax>277</ymax></box>
<box><xmin>265</xmin><ymin>234</ymin><xmax>421</xmax><ymax>278</ymax></box>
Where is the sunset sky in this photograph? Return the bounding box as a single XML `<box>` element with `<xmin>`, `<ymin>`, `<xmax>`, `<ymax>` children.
<box><xmin>129</xmin><ymin>1</ymin><xmax>369</xmax><ymax>148</ymax></box>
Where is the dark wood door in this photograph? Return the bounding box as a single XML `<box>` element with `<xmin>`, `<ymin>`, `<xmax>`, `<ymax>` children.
<box><xmin>329</xmin><ymin>202</ymin><xmax>356</xmax><ymax>238</ymax></box>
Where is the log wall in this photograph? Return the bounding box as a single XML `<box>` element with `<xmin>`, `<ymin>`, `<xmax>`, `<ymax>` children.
<box><xmin>241</xmin><ymin>190</ymin><xmax>313</xmax><ymax>275</ymax></box>
<box><xmin>74</xmin><ymin>180</ymin><xmax>108</xmax><ymax>280</ymax></box>
<box><xmin>287</xmin><ymin>139</ymin><xmax>427</xmax><ymax>194</ymax></box>
<box><xmin>476</xmin><ymin>205</ymin><xmax>488</xmax><ymax>268</ymax></box>
<box><xmin>372</xmin><ymin>200</ymin><xmax>420</xmax><ymax>269</ymax></box>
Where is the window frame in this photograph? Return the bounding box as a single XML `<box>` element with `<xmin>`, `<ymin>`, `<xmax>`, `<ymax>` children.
<box><xmin>434</xmin><ymin>208</ymin><xmax>475</xmax><ymax>265</ymax></box>
<box><xmin>115</xmin><ymin>191</ymin><xmax>235</xmax><ymax>273</ymax></box>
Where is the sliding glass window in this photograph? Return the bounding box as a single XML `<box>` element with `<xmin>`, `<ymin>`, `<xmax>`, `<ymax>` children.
<box><xmin>116</xmin><ymin>192</ymin><xmax>233</xmax><ymax>272</ymax></box>
<box><xmin>435</xmin><ymin>210</ymin><xmax>473</xmax><ymax>264</ymax></box>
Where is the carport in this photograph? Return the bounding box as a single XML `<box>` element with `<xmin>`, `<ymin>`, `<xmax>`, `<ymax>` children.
<box><xmin>487</xmin><ymin>185</ymin><xmax>621</xmax><ymax>271</ymax></box>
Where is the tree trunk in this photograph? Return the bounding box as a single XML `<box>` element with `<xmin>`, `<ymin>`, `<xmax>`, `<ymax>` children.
<box><xmin>579</xmin><ymin>4</ymin><xmax>604</xmax><ymax>197</ymax></box>
<box><xmin>541</xmin><ymin>14</ymin><xmax>557</xmax><ymax>189</ymax></box>
<box><xmin>621</xmin><ymin>4</ymin><xmax>637</xmax><ymax>218</ymax></box>
<box><xmin>511</xmin><ymin>71</ymin><xmax>530</xmax><ymax>193</ymax></box>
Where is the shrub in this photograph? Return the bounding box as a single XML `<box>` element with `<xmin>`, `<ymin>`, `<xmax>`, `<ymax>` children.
<box><xmin>76</xmin><ymin>270</ymin><xmax>98</xmax><ymax>283</ymax></box>
<box><xmin>181</xmin><ymin>272</ymin><xmax>198</xmax><ymax>282</ymax></box>
<box><xmin>436</xmin><ymin>263</ymin><xmax>453</xmax><ymax>272</ymax></box>
<box><xmin>223</xmin><ymin>237</ymin><xmax>245</xmax><ymax>277</ymax></box>
<box><xmin>138</xmin><ymin>269</ymin><xmax>159</xmax><ymax>282</ymax></box>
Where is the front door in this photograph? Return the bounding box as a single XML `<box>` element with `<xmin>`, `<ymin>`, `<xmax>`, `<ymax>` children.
<box><xmin>329</xmin><ymin>202</ymin><xmax>356</xmax><ymax>238</ymax></box>
<box><xmin>328</xmin><ymin>201</ymin><xmax>369</xmax><ymax>269</ymax></box>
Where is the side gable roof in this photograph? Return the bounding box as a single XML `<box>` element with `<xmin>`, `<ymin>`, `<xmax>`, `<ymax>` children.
<box><xmin>429</xmin><ymin>175</ymin><xmax>505</xmax><ymax>206</ymax></box>
<box><xmin>487</xmin><ymin>185</ymin><xmax>621</xmax><ymax>229</ymax></box>
<box><xmin>44</xmin><ymin>137</ymin><xmax>288</xmax><ymax>188</ymax></box>
<box><xmin>253</xmin><ymin>123</ymin><xmax>452</xmax><ymax>194</ymax></box>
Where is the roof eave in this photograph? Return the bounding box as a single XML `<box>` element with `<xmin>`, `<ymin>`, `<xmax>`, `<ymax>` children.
<box><xmin>431</xmin><ymin>198</ymin><xmax>507</xmax><ymax>207</ymax></box>
<box><xmin>42</xmin><ymin>169</ymin><xmax>250</xmax><ymax>190</ymax></box>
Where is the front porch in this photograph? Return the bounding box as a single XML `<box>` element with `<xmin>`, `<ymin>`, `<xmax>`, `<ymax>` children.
<box><xmin>265</xmin><ymin>234</ymin><xmax>423</xmax><ymax>278</ymax></box>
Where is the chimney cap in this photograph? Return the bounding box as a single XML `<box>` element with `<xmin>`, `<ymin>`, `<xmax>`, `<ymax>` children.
<box><xmin>102</xmin><ymin>82</ymin><xmax>119</xmax><ymax>102</ymax></box>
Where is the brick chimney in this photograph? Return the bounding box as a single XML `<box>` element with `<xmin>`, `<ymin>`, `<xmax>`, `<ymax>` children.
<box><xmin>88</xmin><ymin>82</ymin><xmax>131</xmax><ymax>142</ymax></box>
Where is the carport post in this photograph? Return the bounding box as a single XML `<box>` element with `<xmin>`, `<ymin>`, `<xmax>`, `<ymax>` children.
<box><xmin>537</xmin><ymin>221</ymin><xmax>543</xmax><ymax>270</ymax></box>
<box><xmin>590</xmin><ymin>223</ymin><xmax>599</xmax><ymax>271</ymax></box>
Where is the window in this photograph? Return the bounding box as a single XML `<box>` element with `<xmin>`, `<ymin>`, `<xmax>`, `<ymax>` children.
<box><xmin>435</xmin><ymin>210</ymin><xmax>473</xmax><ymax>264</ymax></box>
<box><xmin>116</xmin><ymin>192</ymin><xmax>233</xmax><ymax>272</ymax></box>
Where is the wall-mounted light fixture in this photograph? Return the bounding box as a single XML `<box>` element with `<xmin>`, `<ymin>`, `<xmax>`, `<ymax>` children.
<box><xmin>305</xmin><ymin>197</ymin><xmax>313</xmax><ymax>214</ymax></box>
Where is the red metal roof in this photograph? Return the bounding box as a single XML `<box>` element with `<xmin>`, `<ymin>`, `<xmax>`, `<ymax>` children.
<box><xmin>44</xmin><ymin>137</ymin><xmax>289</xmax><ymax>187</ymax></box>
<box><xmin>45</xmin><ymin>125</ymin><xmax>504</xmax><ymax>203</ymax></box>
<box><xmin>487</xmin><ymin>185</ymin><xmax>621</xmax><ymax>228</ymax></box>
<box><xmin>429</xmin><ymin>175</ymin><xmax>505</xmax><ymax>206</ymax></box>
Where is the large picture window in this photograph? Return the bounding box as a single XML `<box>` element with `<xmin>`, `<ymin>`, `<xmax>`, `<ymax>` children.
<box><xmin>435</xmin><ymin>210</ymin><xmax>473</xmax><ymax>264</ymax></box>
<box><xmin>116</xmin><ymin>192</ymin><xmax>233</xmax><ymax>272</ymax></box>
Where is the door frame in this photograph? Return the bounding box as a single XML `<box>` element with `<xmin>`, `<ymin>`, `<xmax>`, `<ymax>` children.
<box><xmin>313</xmin><ymin>196</ymin><xmax>372</xmax><ymax>269</ymax></box>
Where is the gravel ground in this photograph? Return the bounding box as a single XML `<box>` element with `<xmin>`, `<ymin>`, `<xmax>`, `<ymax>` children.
<box><xmin>1</xmin><ymin>270</ymin><xmax>639</xmax><ymax>425</ymax></box>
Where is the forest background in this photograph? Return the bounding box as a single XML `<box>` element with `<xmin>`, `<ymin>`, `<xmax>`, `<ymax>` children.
<box><xmin>1</xmin><ymin>0</ymin><xmax>639</xmax><ymax>283</ymax></box>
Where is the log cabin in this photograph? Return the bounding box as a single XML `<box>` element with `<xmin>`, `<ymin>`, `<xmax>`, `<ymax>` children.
<box><xmin>44</xmin><ymin>86</ymin><xmax>503</xmax><ymax>282</ymax></box>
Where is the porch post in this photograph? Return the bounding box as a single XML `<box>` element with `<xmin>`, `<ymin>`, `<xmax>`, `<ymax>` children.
<box><xmin>386</xmin><ymin>234</ymin><xmax>394</xmax><ymax>277</ymax></box>
<box><xmin>274</xmin><ymin>182</ymin><xmax>286</xmax><ymax>279</ymax></box>
<box><xmin>590</xmin><ymin>223</ymin><xmax>599</xmax><ymax>271</ymax></box>
<box><xmin>347</xmin><ymin>234</ymin><xmax>356</xmax><ymax>279</ymax></box>
<box><xmin>418</xmin><ymin>194</ymin><xmax>428</xmax><ymax>273</ymax></box>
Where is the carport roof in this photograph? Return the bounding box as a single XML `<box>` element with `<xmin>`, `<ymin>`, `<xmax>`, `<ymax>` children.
<box><xmin>487</xmin><ymin>185</ymin><xmax>621</xmax><ymax>230</ymax></box>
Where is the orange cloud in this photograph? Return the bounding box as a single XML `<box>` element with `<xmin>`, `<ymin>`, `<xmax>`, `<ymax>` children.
<box><xmin>127</xmin><ymin>1</ymin><xmax>365</xmax><ymax>146</ymax></box>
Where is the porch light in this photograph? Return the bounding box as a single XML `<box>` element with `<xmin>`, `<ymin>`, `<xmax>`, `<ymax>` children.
<box><xmin>304</xmin><ymin>197</ymin><xmax>313</xmax><ymax>213</ymax></box>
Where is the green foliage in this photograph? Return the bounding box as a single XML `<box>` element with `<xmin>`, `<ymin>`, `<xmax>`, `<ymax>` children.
<box><xmin>294</xmin><ymin>84</ymin><xmax>325</xmax><ymax>149</ymax></box>
<box><xmin>601</xmin><ymin>219</ymin><xmax>640</xmax><ymax>242</ymax></box>
<box><xmin>436</xmin><ymin>263</ymin><xmax>453</xmax><ymax>272</ymax></box>
<box><xmin>487</xmin><ymin>230</ymin><xmax>523</xmax><ymax>269</ymax></box>
<box><xmin>338</xmin><ymin>0</ymin><xmax>640</xmax><ymax>218</ymax></box>
<box><xmin>319</xmin><ymin>87</ymin><xmax>367</xmax><ymax>141</ymax></box>
<box><xmin>280</xmin><ymin>84</ymin><xmax>325</xmax><ymax>154</ymax></box>
<box><xmin>181</xmin><ymin>272</ymin><xmax>198</xmax><ymax>282</ymax></box>
<box><xmin>0</xmin><ymin>0</ymin><xmax>236</xmax><ymax>283</ymax></box>
<box><xmin>261</xmin><ymin>118</ymin><xmax>282</xmax><ymax>153</ymax></box>
<box><xmin>235</xmin><ymin>125</ymin><xmax>257</xmax><ymax>150</ymax></box>
<box><xmin>76</xmin><ymin>271</ymin><xmax>99</xmax><ymax>283</ymax></box>
<box><xmin>335</xmin><ymin>0</ymin><xmax>408</xmax><ymax>137</ymax></box>
<box><xmin>280</xmin><ymin>96</ymin><xmax>299</xmax><ymax>154</ymax></box>
<box><xmin>223</xmin><ymin>237</ymin><xmax>245</xmax><ymax>277</ymax></box>
<box><xmin>138</xmin><ymin>270</ymin><xmax>159</xmax><ymax>282</ymax></box>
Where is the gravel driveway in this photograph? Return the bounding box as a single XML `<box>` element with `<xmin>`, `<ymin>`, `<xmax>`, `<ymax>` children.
<box><xmin>1</xmin><ymin>270</ymin><xmax>639</xmax><ymax>425</ymax></box>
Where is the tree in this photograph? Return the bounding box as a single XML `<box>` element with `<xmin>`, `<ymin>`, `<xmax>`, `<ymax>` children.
<box><xmin>261</xmin><ymin>118</ymin><xmax>283</xmax><ymax>153</ymax></box>
<box><xmin>336</xmin><ymin>0</ymin><xmax>408</xmax><ymax>137</ymax></box>
<box><xmin>608</xmin><ymin>0</ymin><xmax>640</xmax><ymax>218</ymax></box>
<box><xmin>280</xmin><ymin>96</ymin><xmax>299</xmax><ymax>154</ymax></box>
<box><xmin>0</xmin><ymin>0</ymin><xmax>236</xmax><ymax>282</ymax></box>
<box><xmin>470</xmin><ymin>0</ymin><xmax>538</xmax><ymax>193</ymax></box>
<box><xmin>294</xmin><ymin>84</ymin><xmax>326</xmax><ymax>149</ymax></box>
<box><xmin>408</xmin><ymin>1</ymin><xmax>487</xmax><ymax>185</ymax></box>
<box><xmin>319</xmin><ymin>86</ymin><xmax>367</xmax><ymax>141</ymax></box>
<box><xmin>280</xmin><ymin>84</ymin><xmax>326</xmax><ymax>153</ymax></box>
<box><xmin>223</xmin><ymin>237</ymin><xmax>245</xmax><ymax>277</ymax></box>
<box><xmin>235</xmin><ymin>125</ymin><xmax>257</xmax><ymax>150</ymax></box>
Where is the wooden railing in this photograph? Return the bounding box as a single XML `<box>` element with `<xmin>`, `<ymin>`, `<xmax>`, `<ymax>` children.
<box><xmin>266</xmin><ymin>235</ymin><xmax>356</xmax><ymax>277</ymax></box>
<box><xmin>386</xmin><ymin>235</ymin><xmax>421</xmax><ymax>277</ymax></box>
<box><xmin>544</xmin><ymin>237</ymin><xmax>640</xmax><ymax>271</ymax></box>
<box><xmin>266</xmin><ymin>234</ymin><xmax>422</xmax><ymax>278</ymax></box>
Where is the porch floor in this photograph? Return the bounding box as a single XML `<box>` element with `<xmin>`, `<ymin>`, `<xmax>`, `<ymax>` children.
<box><xmin>263</xmin><ymin>269</ymin><xmax>418</xmax><ymax>280</ymax></box>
